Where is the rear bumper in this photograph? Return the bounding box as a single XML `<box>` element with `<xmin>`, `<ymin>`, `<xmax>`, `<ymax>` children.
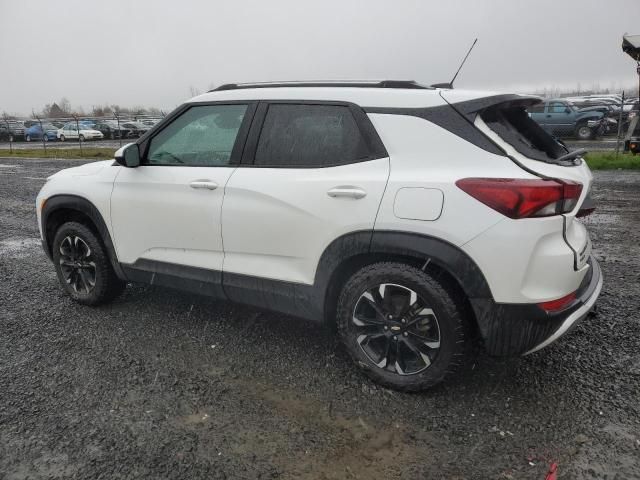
<box><xmin>523</xmin><ymin>258</ymin><xmax>602</xmax><ymax>354</ymax></box>
<box><xmin>470</xmin><ymin>257</ymin><xmax>602</xmax><ymax>356</ymax></box>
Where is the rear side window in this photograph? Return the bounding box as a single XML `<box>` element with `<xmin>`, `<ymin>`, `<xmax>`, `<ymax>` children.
<box><xmin>528</xmin><ymin>103</ymin><xmax>544</xmax><ymax>113</ymax></box>
<box><xmin>254</xmin><ymin>104</ymin><xmax>370</xmax><ymax>167</ymax></box>
<box><xmin>482</xmin><ymin>105</ymin><xmax>566</xmax><ymax>162</ymax></box>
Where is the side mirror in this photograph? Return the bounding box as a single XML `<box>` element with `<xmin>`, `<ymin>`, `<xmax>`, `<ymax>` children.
<box><xmin>565</xmin><ymin>107</ymin><xmax>571</xmax><ymax>114</ymax></box>
<box><xmin>114</xmin><ymin>143</ymin><xmax>140</xmax><ymax>168</ymax></box>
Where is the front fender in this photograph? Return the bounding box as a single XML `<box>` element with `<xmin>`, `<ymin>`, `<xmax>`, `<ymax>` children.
<box><xmin>41</xmin><ymin>194</ymin><xmax>126</xmax><ymax>280</ymax></box>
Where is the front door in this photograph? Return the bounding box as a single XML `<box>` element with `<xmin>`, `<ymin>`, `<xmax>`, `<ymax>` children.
<box><xmin>545</xmin><ymin>101</ymin><xmax>574</xmax><ymax>137</ymax></box>
<box><xmin>110</xmin><ymin>103</ymin><xmax>254</xmax><ymax>274</ymax></box>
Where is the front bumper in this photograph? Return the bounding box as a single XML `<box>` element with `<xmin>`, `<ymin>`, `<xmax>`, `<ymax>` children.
<box><xmin>470</xmin><ymin>257</ymin><xmax>603</xmax><ymax>356</ymax></box>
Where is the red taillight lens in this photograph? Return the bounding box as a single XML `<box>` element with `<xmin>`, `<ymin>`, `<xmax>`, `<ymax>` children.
<box><xmin>538</xmin><ymin>292</ymin><xmax>577</xmax><ymax>313</ymax></box>
<box><xmin>456</xmin><ymin>178</ymin><xmax>583</xmax><ymax>219</ymax></box>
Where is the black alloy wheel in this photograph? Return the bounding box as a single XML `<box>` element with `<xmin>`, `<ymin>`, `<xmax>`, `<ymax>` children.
<box><xmin>337</xmin><ymin>262</ymin><xmax>470</xmax><ymax>391</ymax></box>
<box><xmin>58</xmin><ymin>235</ymin><xmax>97</xmax><ymax>294</ymax></box>
<box><xmin>352</xmin><ymin>283</ymin><xmax>441</xmax><ymax>375</ymax></box>
<box><xmin>52</xmin><ymin>222</ymin><xmax>125</xmax><ymax>305</ymax></box>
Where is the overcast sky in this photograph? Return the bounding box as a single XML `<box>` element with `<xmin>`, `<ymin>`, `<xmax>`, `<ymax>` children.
<box><xmin>1</xmin><ymin>0</ymin><xmax>639</xmax><ymax>115</ymax></box>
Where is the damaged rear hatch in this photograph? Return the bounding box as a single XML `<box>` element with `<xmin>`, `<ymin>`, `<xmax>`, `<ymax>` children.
<box><xmin>441</xmin><ymin>91</ymin><xmax>594</xmax><ymax>271</ymax></box>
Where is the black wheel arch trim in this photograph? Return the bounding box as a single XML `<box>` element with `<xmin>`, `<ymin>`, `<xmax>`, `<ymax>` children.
<box><xmin>366</xmin><ymin>230</ymin><xmax>493</xmax><ymax>298</ymax></box>
<box><xmin>41</xmin><ymin>194</ymin><xmax>126</xmax><ymax>280</ymax></box>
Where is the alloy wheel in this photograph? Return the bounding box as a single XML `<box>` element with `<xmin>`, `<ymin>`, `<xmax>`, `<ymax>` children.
<box><xmin>351</xmin><ymin>283</ymin><xmax>441</xmax><ymax>375</ymax></box>
<box><xmin>58</xmin><ymin>236</ymin><xmax>97</xmax><ymax>294</ymax></box>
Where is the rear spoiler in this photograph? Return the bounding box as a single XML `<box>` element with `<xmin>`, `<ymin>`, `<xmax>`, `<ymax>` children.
<box><xmin>442</xmin><ymin>94</ymin><xmax>543</xmax><ymax>120</ymax></box>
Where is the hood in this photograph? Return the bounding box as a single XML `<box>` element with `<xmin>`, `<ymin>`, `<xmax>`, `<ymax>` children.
<box><xmin>47</xmin><ymin>160</ymin><xmax>114</xmax><ymax>180</ymax></box>
<box><xmin>576</xmin><ymin>109</ymin><xmax>604</xmax><ymax>119</ymax></box>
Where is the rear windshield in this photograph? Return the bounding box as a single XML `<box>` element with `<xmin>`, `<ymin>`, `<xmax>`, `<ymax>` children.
<box><xmin>481</xmin><ymin>105</ymin><xmax>566</xmax><ymax>162</ymax></box>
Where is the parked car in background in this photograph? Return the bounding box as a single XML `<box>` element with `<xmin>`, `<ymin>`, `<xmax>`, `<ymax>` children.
<box><xmin>140</xmin><ymin>118</ymin><xmax>161</xmax><ymax>128</ymax></box>
<box><xmin>25</xmin><ymin>123</ymin><xmax>59</xmax><ymax>142</ymax></box>
<box><xmin>93</xmin><ymin>120</ymin><xmax>131</xmax><ymax>139</ymax></box>
<box><xmin>0</xmin><ymin>121</ymin><xmax>26</xmax><ymax>142</ymax></box>
<box><xmin>57</xmin><ymin>122</ymin><xmax>104</xmax><ymax>141</ymax></box>
<box><xmin>0</xmin><ymin>124</ymin><xmax>16</xmax><ymax>142</ymax></box>
<box><xmin>120</xmin><ymin>121</ymin><xmax>149</xmax><ymax>137</ymax></box>
<box><xmin>528</xmin><ymin>99</ymin><xmax>605</xmax><ymax>140</ymax></box>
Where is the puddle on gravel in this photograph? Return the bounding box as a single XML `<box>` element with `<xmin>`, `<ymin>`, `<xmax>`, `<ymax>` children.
<box><xmin>177</xmin><ymin>378</ymin><xmax>430</xmax><ymax>479</ymax></box>
<box><xmin>0</xmin><ymin>238</ymin><xmax>41</xmax><ymax>259</ymax></box>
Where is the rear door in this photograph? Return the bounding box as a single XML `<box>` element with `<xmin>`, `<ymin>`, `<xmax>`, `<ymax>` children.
<box><xmin>222</xmin><ymin>102</ymin><xmax>389</xmax><ymax>285</ymax></box>
<box><xmin>64</xmin><ymin>123</ymin><xmax>79</xmax><ymax>139</ymax></box>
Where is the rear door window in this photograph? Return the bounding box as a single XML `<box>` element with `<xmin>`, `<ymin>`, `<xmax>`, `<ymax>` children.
<box><xmin>253</xmin><ymin>104</ymin><xmax>370</xmax><ymax>167</ymax></box>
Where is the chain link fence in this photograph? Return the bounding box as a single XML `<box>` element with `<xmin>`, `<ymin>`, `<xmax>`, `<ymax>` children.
<box><xmin>0</xmin><ymin>111</ymin><xmax>166</xmax><ymax>156</ymax></box>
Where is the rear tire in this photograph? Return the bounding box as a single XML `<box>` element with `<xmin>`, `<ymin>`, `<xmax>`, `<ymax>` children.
<box><xmin>79</xmin><ymin>134</ymin><xmax>85</xmax><ymax>142</ymax></box>
<box><xmin>337</xmin><ymin>262</ymin><xmax>470</xmax><ymax>392</ymax></box>
<box><xmin>52</xmin><ymin>222</ymin><xmax>125</xmax><ymax>306</ymax></box>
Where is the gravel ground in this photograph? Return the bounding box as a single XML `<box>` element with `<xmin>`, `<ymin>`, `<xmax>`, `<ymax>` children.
<box><xmin>0</xmin><ymin>157</ymin><xmax>639</xmax><ymax>480</ymax></box>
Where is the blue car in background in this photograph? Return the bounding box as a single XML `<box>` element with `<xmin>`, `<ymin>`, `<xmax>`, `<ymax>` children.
<box><xmin>25</xmin><ymin>123</ymin><xmax>59</xmax><ymax>142</ymax></box>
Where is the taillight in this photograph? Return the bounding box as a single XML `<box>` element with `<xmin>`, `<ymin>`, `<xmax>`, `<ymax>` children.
<box><xmin>456</xmin><ymin>178</ymin><xmax>583</xmax><ymax>219</ymax></box>
<box><xmin>538</xmin><ymin>292</ymin><xmax>576</xmax><ymax>313</ymax></box>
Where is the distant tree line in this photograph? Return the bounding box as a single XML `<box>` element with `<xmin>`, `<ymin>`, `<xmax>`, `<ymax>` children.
<box><xmin>30</xmin><ymin>98</ymin><xmax>165</xmax><ymax>119</ymax></box>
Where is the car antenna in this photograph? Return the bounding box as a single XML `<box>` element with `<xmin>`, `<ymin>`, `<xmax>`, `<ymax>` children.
<box><xmin>431</xmin><ymin>38</ymin><xmax>478</xmax><ymax>89</ymax></box>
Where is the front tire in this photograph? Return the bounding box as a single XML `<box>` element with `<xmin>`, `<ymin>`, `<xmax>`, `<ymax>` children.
<box><xmin>79</xmin><ymin>134</ymin><xmax>85</xmax><ymax>141</ymax></box>
<box><xmin>26</xmin><ymin>134</ymin><xmax>31</xmax><ymax>142</ymax></box>
<box><xmin>59</xmin><ymin>134</ymin><xmax>65</xmax><ymax>142</ymax></box>
<box><xmin>52</xmin><ymin>222</ymin><xmax>125</xmax><ymax>306</ymax></box>
<box><xmin>337</xmin><ymin>262</ymin><xmax>470</xmax><ymax>391</ymax></box>
<box><xmin>576</xmin><ymin>124</ymin><xmax>594</xmax><ymax>140</ymax></box>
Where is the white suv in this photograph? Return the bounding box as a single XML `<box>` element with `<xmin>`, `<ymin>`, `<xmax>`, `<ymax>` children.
<box><xmin>36</xmin><ymin>81</ymin><xmax>602</xmax><ymax>391</ymax></box>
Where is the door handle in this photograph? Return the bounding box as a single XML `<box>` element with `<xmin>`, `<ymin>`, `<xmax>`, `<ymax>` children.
<box><xmin>327</xmin><ymin>186</ymin><xmax>367</xmax><ymax>199</ymax></box>
<box><xmin>189</xmin><ymin>180</ymin><xmax>218</xmax><ymax>190</ymax></box>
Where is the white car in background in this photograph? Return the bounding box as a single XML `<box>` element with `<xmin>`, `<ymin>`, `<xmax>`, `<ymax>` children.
<box><xmin>57</xmin><ymin>123</ymin><xmax>104</xmax><ymax>142</ymax></box>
